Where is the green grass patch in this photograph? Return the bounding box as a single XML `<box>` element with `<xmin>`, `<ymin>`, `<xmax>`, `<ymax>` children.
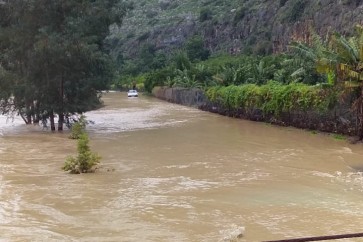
<box><xmin>332</xmin><ymin>134</ymin><xmax>346</xmax><ymax>140</ymax></box>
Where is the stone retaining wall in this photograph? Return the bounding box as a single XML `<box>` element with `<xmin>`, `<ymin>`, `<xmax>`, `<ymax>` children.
<box><xmin>152</xmin><ymin>86</ymin><xmax>359</xmax><ymax>137</ymax></box>
<box><xmin>152</xmin><ymin>86</ymin><xmax>206</xmax><ymax>107</ymax></box>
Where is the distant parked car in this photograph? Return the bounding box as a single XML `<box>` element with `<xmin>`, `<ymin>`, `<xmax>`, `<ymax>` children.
<box><xmin>127</xmin><ymin>90</ymin><xmax>138</xmax><ymax>97</ymax></box>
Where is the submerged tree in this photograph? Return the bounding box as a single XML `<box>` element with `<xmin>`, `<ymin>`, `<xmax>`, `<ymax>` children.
<box><xmin>0</xmin><ymin>0</ymin><xmax>129</xmax><ymax>131</ymax></box>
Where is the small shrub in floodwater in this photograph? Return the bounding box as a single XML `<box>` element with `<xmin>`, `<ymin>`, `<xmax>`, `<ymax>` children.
<box><xmin>63</xmin><ymin>133</ymin><xmax>101</xmax><ymax>174</ymax></box>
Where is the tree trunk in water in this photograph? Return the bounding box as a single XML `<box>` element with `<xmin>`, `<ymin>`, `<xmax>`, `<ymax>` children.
<box><xmin>19</xmin><ymin>113</ymin><xmax>29</xmax><ymax>125</ymax></box>
<box><xmin>58</xmin><ymin>113</ymin><xmax>64</xmax><ymax>131</ymax></box>
<box><xmin>360</xmin><ymin>107</ymin><xmax>363</xmax><ymax>140</ymax></box>
<box><xmin>58</xmin><ymin>72</ymin><xmax>64</xmax><ymax>131</ymax></box>
<box><xmin>359</xmin><ymin>88</ymin><xmax>363</xmax><ymax>140</ymax></box>
<box><xmin>33</xmin><ymin>102</ymin><xmax>40</xmax><ymax>124</ymax></box>
<box><xmin>33</xmin><ymin>114</ymin><xmax>40</xmax><ymax>124</ymax></box>
<box><xmin>26</xmin><ymin>104</ymin><xmax>32</xmax><ymax>124</ymax></box>
<box><xmin>26</xmin><ymin>113</ymin><xmax>32</xmax><ymax>124</ymax></box>
<box><xmin>50</xmin><ymin>111</ymin><xmax>56</xmax><ymax>131</ymax></box>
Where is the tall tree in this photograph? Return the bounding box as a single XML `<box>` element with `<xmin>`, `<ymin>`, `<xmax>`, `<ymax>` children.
<box><xmin>0</xmin><ymin>0</ymin><xmax>129</xmax><ymax>131</ymax></box>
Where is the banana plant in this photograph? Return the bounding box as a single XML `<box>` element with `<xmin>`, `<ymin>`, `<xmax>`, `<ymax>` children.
<box><xmin>212</xmin><ymin>64</ymin><xmax>252</xmax><ymax>86</ymax></box>
<box><xmin>317</xmin><ymin>25</ymin><xmax>363</xmax><ymax>138</ymax></box>
<box><xmin>173</xmin><ymin>69</ymin><xmax>202</xmax><ymax>89</ymax></box>
<box><xmin>289</xmin><ymin>32</ymin><xmax>330</xmax><ymax>84</ymax></box>
<box><xmin>246</xmin><ymin>59</ymin><xmax>276</xmax><ymax>84</ymax></box>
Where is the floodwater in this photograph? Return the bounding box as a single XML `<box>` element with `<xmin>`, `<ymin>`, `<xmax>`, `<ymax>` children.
<box><xmin>1</xmin><ymin>92</ymin><xmax>363</xmax><ymax>242</ymax></box>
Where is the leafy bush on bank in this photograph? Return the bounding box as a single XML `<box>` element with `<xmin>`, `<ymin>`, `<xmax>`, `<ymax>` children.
<box><xmin>206</xmin><ymin>81</ymin><xmax>337</xmax><ymax>116</ymax></box>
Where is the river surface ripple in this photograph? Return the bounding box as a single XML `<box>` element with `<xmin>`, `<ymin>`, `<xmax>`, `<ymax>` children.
<box><xmin>1</xmin><ymin>92</ymin><xmax>363</xmax><ymax>241</ymax></box>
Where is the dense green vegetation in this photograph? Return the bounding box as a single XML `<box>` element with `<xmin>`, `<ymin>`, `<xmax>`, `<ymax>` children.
<box><xmin>0</xmin><ymin>0</ymin><xmax>129</xmax><ymax>131</ymax></box>
<box><xmin>108</xmin><ymin>0</ymin><xmax>362</xmax><ymax>79</ymax></box>
<box><xmin>206</xmin><ymin>82</ymin><xmax>336</xmax><ymax>116</ymax></box>
<box><xmin>0</xmin><ymin>0</ymin><xmax>362</xmax><ymax>138</ymax></box>
<box><xmin>141</xmin><ymin>46</ymin><xmax>328</xmax><ymax>92</ymax></box>
<box><xmin>137</xmin><ymin>24</ymin><xmax>363</xmax><ymax>138</ymax></box>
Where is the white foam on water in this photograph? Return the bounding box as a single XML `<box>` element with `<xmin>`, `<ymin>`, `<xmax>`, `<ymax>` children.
<box><xmin>218</xmin><ymin>225</ymin><xmax>245</xmax><ymax>242</ymax></box>
<box><xmin>330</xmin><ymin>147</ymin><xmax>353</xmax><ymax>154</ymax></box>
<box><xmin>335</xmin><ymin>171</ymin><xmax>363</xmax><ymax>192</ymax></box>
<box><xmin>0</xmin><ymin>192</ymin><xmax>21</xmax><ymax>224</ymax></box>
<box><xmin>310</xmin><ymin>170</ymin><xmax>363</xmax><ymax>189</ymax></box>
<box><xmin>164</xmin><ymin>164</ymin><xmax>191</xmax><ymax>169</ymax></box>
<box><xmin>0</xmin><ymin>176</ymin><xmax>4</xmax><ymax>222</ymax></box>
<box><xmin>0</xmin><ymin>115</ymin><xmax>24</xmax><ymax>135</ymax></box>
<box><xmin>310</xmin><ymin>171</ymin><xmax>336</xmax><ymax>178</ymax></box>
<box><xmin>107</xmin><ymin>176</ymin><xmax>222</xmax><ymax>214</ymax></box>
<box><xmin>136</xmin><ymin>176</ymin><xmax>219</xmax><ymax>192</ymax></box>
<box><xmin>85</xmin><ymin>105</ymin><xmax>190</xmax><ymax>134</ymax></box>
<box><xmin>176</xmin><ymin>177</ymin><xmax>219</xmax><ymax>191</ymax></box>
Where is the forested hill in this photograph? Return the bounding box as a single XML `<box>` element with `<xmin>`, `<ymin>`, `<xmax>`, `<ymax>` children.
<box><xmin>108</xmin><ymin>0</ymin><xmax>363</xmax><ymax>61</ymax></box>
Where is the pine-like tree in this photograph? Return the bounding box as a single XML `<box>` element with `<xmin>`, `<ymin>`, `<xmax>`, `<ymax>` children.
<box><xmin>0</xmin><ymin>0</ymin><xmax>129</xmax><ymax>131</ymax></box>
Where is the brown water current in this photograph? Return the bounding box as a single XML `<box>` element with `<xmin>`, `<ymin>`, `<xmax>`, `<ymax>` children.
<box><xmin>1</xmin><ymin>92</ymin><xmax>363</xmax><ymax>242</ymax></box>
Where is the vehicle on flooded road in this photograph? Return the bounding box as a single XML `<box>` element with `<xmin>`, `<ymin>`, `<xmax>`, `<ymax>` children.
<box><xmin>127</xmin><ymin>90</ymin><xmax>138</xmax><ymax>97</ymax></box>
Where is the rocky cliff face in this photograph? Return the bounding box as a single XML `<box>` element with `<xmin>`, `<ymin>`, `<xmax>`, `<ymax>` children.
<box><xmin>109</xmin><ymin>0</ymin><xmax>363</xmax><ymax>58</ymax></box>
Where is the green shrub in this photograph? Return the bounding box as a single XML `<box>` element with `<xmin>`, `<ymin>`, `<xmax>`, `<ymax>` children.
<box><xmin>185</xmin><ymin>36</ymin><xmax>210</xmax><ymax>62</ymax></box>
<box><xmin>233</xmin><ymin>6</ymin><xmax>247</xmax><ymax>25</ymax></box>
<box><xmin>332</xmin><ymin>134</ymin><xmax>345</xmax><ymax>140</ymax></box>
<box><xmin>145</xmin><ymin>9</ymin><xmax>158</xmax><ymax>18</ymax></box>
<box><xmin>253</xmin><ymin>40</ymin><xmax>273</xmax><ymax>55</ymax></box>
<box><xmin>279</xmin><ymin>0</ymin><xmax>289</xmax><ymax>7</ymax></box>
<box><xmin>63</xmin><ymin>133</ymin><xmax>101</xmax><ymax>174</ymax></box>
<box><xmin>206</xmin><ymin>81</ymin><xmax>337</xmax><ymax>116</ymax></box>
<box><xmin>137</xmin><ymin>32</ymin><xmax>150</xmax><ymax>41</ymax></box>
<box><xmin>199</xmin><ymin>8</ymin><xmax>213</xmax><ymax>22</ymax></box>
<box><xmin>144</xmin><ymin>67</ymin><xmax>176</xmax><ymax>93</ymax></box>
<box><xmin>174</xmin><ymin>51</ymin><xmax>191</xmax><ymax>70</ymax></box>
<box><xmin>282</xmin><ymin>0</ymin><xmax>307</xmax><ymax>23</ymax></box>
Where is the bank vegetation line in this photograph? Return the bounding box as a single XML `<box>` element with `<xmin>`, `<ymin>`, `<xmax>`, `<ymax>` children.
<box><xmin>152</xmin><ymin>86</ymin><xmax>358</xmax><ymax>138</ymax></box>
<box><xmin>264</xmin><ymin>232</ymin><xmax>363</xmax><ymax>242</ymax></box>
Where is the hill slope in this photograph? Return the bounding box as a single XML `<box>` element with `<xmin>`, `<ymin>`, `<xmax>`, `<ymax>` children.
<box><xmin>108</xmin><ymin>0</ymin><xmax>363</xmax><ymax>60</ymax></box>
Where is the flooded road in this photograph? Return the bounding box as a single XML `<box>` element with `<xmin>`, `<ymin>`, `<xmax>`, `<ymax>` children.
<box><xmin>1</xmin><ymin>92</ymin><xmax>363</xmax><ymax>241</ymax></box>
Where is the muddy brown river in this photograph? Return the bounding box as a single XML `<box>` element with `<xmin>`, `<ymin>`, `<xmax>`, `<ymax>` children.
<box><xmin>1</xmin><ymin>92</ymin><xmax>363</xmax><ymax>242</ymax></box>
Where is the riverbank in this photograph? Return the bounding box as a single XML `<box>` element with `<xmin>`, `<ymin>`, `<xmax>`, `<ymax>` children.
<box><xmin>152</xmin><ymin>86</ymin><xmax>360</xmax><ymax>140</ymax></box>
